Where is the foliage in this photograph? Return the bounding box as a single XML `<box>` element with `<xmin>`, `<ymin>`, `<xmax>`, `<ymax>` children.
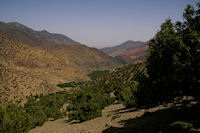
<box><xmin>105</xmin><ymin>123</ymin><xmax>110</xmax><ymax>127</ymax></box>
<box><xmin>136</xmin><ymin>3</ymin><xmax>200</xmax><ymax>106</ymax></box>
<box><xmin>67</xmin><ymin>88</ymin><xmax>113</xmax><ymax>122</ymax></box>
<box><xmin>87</xmin><ymin>70</ymin><xmax>109</xmax><ymax>80</ymax></box>
<box><xmin>25</xmin><ymin>91</ymin><xmax>69</xmax><ymax>121</ymax></box>
<box><xmin>116</xmin><ymin>82</ymin><xmax>138</xmax><ymax>108</ymax></box>
<box><xmin>67</xmin><ymin>62</ymin><xmax>146</xmax><ymax>122</ymax></box>
<box><xmin>57</xmin><ymin>82</ymin><xmax>83</xmax><ymax>88</ymax></box>
<box><xmin>1</xmin><ymin>3</ymin><xmax>200</xmax><ymax>132</ymax></box>
<box><xmin>167</xmin><ymin>121</ymin><xmax>193</xmax><ymax>132</ymax></box>
<box><xmin>0</xmin><ymin>105</ymin><xmax>33</xmax><ymax>133</ymax></box>
<box><xmin>66</xmin><ymin>2</ymin><xmax>200</xmax><ymax>124</ymax></box>
<box><xmin>0</xmin><ymin>91</ymin><xmax>70</xmax><ymax>133</ymax></box>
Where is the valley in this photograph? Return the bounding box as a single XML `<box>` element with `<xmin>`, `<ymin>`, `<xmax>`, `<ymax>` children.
<box><xmin>0</xmin><ymin>22</ymin><xmax>121</xmax><ymax>105</ymax></box>
<box><xmin>0</xmin><ymin>2</ymin><xmax>200</xmax><ymax>133</ymax></box>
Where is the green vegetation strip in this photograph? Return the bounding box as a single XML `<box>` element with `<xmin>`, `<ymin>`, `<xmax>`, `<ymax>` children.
<box><xmin>0</xmin><ymin>91</ymin><xmax>69</xmax><ymax>133</ymax></box>
<box><xmin>87</xmin><ymin>70</ymin><xmax>109</xmax><ymax>80</ymax></box>
<box><xmin>57</xmin><ymin>82</ymin><xmax>83</xmax><ymax>88</ymax></box>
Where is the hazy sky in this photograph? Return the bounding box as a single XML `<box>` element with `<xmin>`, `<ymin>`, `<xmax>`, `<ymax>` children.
<box><xmin>0</xmin><ymin>0</ymin><xmax>199</xmax><ymax>48</ymax></box>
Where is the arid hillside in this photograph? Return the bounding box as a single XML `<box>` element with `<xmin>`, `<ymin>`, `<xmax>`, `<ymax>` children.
<box><xmin>0</xmin><ymin>23</ymin><xmax>121</xmax><ymax>105</ymax></box>
<box><xmin>0</xmin><ymin>22</ymin><xmax>120</xmax><ymax>73</ymax></box>
<box><xmin>0</xmin><ymin>21</ymin><xmax>78</xmax><ymax>46</ymax></box>
<box><xmin>0</xmin><ymin>33</ymin><xmax>81</xmax><ymax>105</ymax></box>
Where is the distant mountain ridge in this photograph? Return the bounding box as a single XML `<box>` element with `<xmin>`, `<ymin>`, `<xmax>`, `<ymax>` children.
<box><xmin>0</xmin><ymin>21</ymin><xmax>78</xmax><ymax>46</ymax></box>
<box><xmin>100</xmin><ymin>40</ymin><xmax>148</xmax><ymax>63</ymax></box>
<box><xmin>101</xmin><ymin>40</ymin><xmax>145</xmax><ymax>54</ymax></box>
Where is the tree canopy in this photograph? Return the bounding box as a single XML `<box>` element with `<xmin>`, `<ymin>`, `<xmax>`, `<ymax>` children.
<box><xmin>138</xmin><ymin>2</ymin><xmax>200</xmax><ymax>105</ymax></box>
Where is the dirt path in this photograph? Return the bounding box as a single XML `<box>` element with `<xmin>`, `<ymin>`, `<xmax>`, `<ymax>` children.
<box><xmin>29</xmin><ymin>103</ymin><xmax>171</xmax><ymax>133</ymax></box>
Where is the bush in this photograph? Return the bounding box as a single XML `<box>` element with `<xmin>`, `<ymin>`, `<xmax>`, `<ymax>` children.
<box><xmin>24</xmin><ymin>91</ymin><xmax>69</xmax><ymax>120</ymax></box>
<box><xmin>66</xmin><ymin>63</ymin><xmax>146</xmax><ymax>122</ymax></box>
<box><xmin>87</xmin><ymin>70</ymin><xmax>109</xmax><ymax>80</ymax></box>
<box><xmin>57</xmin><ymin>82</ymin><xmax>83</xmax><ymax>88</ymax></box>
<box><xmin>67</xmin><ymin>88</ymin><xmax>112</xmax><ymax>122</ymax></box>
<box><xmin>0</xmin><ymin>105</ymin><xmax>34</xmax><ymax>133</ymax></box>
<box><xmin>0</xmin><ymin>91</ymin><xmax>70</xmax><ymax>133</ymax></box>
<box><xmin>116</xmin><ymin>82</ymin><xmax>138</xmax><ymax>108</ymax></box>
<box><xmin>167</xmin><ymin>121</ymin><xmax>193</xmax><ymax>132</ymax></box>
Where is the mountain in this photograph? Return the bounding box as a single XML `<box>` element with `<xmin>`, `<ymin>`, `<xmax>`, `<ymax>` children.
<box><xmin>101</xmin><ymin>40</ymin><xmax>148</xmax><ymax>63</ymax></box>
<box><xmin>0</xmin><ymin>21</ymin><xmax>78</xmax><ymax>46</ymax></box>
<box><xmin>0</xmin><ymin>22</ymin><xmax>121</xmax><ymax>105</ymax></box>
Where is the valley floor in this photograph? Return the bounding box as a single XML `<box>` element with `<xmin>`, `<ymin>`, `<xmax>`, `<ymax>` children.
<box><xmin>29</xmin><ymin>102</ymin><xmax>181</xmax><ymax>133</ymax></box>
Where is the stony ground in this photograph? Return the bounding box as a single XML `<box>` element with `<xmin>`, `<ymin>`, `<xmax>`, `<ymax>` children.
<box><xmin>29</xmin><ymin>103</ymin><xmax>172</xmax><ymax>133</ymax></box>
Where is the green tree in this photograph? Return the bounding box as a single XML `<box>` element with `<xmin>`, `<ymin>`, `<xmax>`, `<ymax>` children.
<box><xmin>146</xmin><ymin>19</ymin><xmax>186</xmax><ymax>103</ymax></box>
<box><xmin>139</xmin><ymin>3</ymin><xmax>200</xmax><ymax>106</ymax></box>
<box><xmin>180</xmin><ymin>3</ymin><xmax>200</xmax><ymax>97</ymax></box>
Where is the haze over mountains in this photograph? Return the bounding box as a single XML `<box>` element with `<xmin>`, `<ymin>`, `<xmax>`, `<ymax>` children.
<box><xmin>101</xmin><ymin>40</ymin><xmax>148</xmax><ymax>63</ymax></box>
<box><xmin>0</xmin><ymin>21</ymin><xmax>121</xmax><ymax>105</ymax></box>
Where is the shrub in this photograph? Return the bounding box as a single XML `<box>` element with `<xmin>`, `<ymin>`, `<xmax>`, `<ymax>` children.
<box><xmin>67</xmin><ymin>88</ymin><xmax>112</xmax><ymax>122</ymax></box>
<box><xmin>87</xmin><ymin>70</ymin><xmax>109</xmax><ymax>80</ymax></box>
<box><xmin>57</xmin><ymin>82</ymin><xmax>83</xmax><ymax>88</ymax></box>
<box><xmin>116</xmin><ymin>82</ymin><xmax>138</xmax><ymax>108</ymax></box>
<box><xmin>0</xmin><ymin>105</ymin><xmax>34</xmax><ymax>133</ymax></box>
<box><xmin>0</xmin><ymin>91</ymin><xmax>70</xmax><ymax>133</ymax></box>
<box><xmin>167</xmin><ymin>121</ymin><xmax>193</xmax><ymax>132</ymax></box>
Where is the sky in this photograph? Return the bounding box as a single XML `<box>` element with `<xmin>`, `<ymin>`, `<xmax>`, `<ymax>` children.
<box><xmin>0</xmin><ymin>0</ymin><xmax>199</xmax><ymax>48</ymax></box>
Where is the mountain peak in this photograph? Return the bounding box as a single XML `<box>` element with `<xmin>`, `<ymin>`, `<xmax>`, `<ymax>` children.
<box><xmin>8</xmin><ymin>21</ymin><xmax>22</xmax><ymax>25</ymax></box>
<box><xmin>123</xmin><ymin>40</ymin><xmax>144</xmax><ymax>44</ymax></box>
<box><xmin>40</xmin><ymin>30</ymin><xmax>49</xmax><ymax>33</ymax></box>
<box><xmin>125</xmin><ymin>40</ymin><xmax>135</xmax><ymax>43</ymax></box>
<box><xmin>0</xmin><ymin>21</ymin><xmax>78</xmax><ymax>45</ymax></box>
<box><xmin>7</xmin><ymin>21</ymin><xmax>27</xmax><ymax>29</ymax></box>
